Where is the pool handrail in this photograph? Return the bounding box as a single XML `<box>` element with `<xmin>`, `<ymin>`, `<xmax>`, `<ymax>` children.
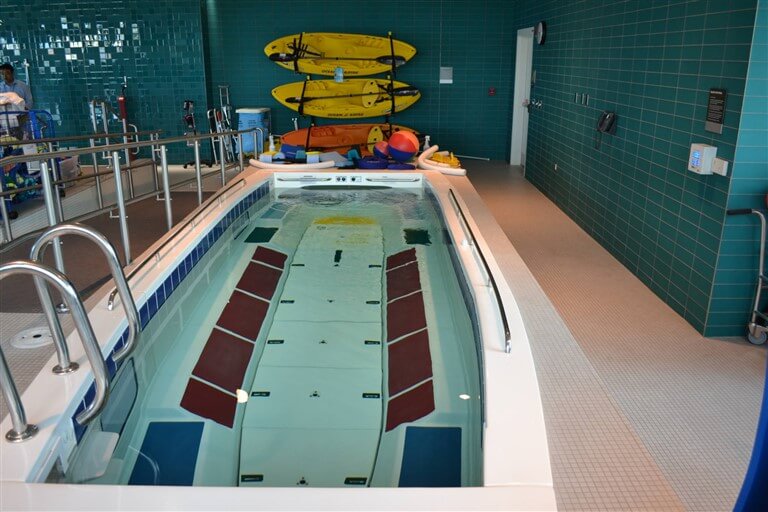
<box><xmin>8</xmin><ymin>129</ymin><xmax>163</xmax><ymax>147</ymax></box>
<box><xmin>106</xmin><ymin>177</ymin><xmax>248</xmax><ymax>311</ymax></box>
<box><xmin>448</xmin><ymin>189</ymin><xmax>512</xmax><ymax>353</ymax></box>
<box><xmin>0</xmin><ymin>260</ymin><xmax>110</xmax><ymax>441</ymax></box>
<box><xmin>30</xmin><ymin>223</ymin><xmax>141</xmax><ymax>366</ymax></box>
<box><xmin>0</xmin><ymin>128</ymin><xmax>262</xmax><ymax>166</ymax></box>
<box><xmin>0</xmin><ymin>127</ymin><xmax>263</xmax><ymax>247</ymax></box>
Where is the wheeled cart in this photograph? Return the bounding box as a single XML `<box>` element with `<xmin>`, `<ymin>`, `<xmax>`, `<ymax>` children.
<box><xmin>0</xmin><ymin>109</ymin><xmax>58</xmax><ymax>220</ymax></box>
<box><xmin>727</xmin><ymin>206</ymin><xmax>768</xmax><ymax>344</ymax></box>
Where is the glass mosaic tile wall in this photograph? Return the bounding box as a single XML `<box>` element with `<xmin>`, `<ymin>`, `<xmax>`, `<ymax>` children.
<box><xmin>203</xmin><ymin>0</ymin><xmax>516</xmax><ymax>160</ymax></box>
<box><xmin>0</xmin><ymin>0</ymin><xmax>208</xmax><ymax>161</ymax></box>
<box><xmin>515</xmin><ymin>0</ymin><xmax>758</xmax><ymax>334</ymax></box>
<box><xmin>709</xmin><ymin>0</ymin><xmax>768</xmax><ymax>337</ymax></box>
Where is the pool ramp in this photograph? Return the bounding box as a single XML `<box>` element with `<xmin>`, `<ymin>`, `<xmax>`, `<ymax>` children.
<box><xmin>239</xmin><ymin>219</ymin><xmax>384</xmax><ymax>487</ymax></box>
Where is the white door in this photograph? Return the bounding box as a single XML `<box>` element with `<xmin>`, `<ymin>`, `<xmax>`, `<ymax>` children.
<box><xmin>510</xmin><ymin>27</ymin><xmax>534</xmax><ymax>168</ymax></box>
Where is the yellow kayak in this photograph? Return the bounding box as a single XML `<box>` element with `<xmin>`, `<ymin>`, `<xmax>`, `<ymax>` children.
<box><xmin>265</xmin><ymin>32</ymin><xmax>417</xmax><ymax>76</ymax></box>
<box><xmin>271</xmin><ymin>79</ymin><xmax>420</xmax><ymax>119</ymax></box>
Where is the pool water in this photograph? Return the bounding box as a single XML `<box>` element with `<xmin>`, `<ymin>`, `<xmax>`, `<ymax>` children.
<box><xmin>61</xmin><ymin>186</ymin><xmax>483</xmax><ymax>488</ymax></box>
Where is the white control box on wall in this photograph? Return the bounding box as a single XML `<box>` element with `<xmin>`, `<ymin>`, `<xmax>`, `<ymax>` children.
<box><xmin>688</xmin><ymin>143</ymin><xmax>717</xmax><ymax>175</ymax></box>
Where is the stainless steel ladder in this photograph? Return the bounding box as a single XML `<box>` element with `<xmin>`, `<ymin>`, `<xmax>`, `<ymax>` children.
<box><xmin>0</xmin><ymin>223</ymin><xmax>140</xmax><ymax>442</ymax></box>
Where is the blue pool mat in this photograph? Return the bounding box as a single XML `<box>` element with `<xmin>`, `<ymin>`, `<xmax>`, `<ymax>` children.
<box><xmin>128</xmin><ymin>421</ymin><xmax>204</xmax><ymax>486</ymax></box>
<box><xmin>398</xmin><ymin>426</ymin><xmax>461</xmax><ymax>487</ymax></box>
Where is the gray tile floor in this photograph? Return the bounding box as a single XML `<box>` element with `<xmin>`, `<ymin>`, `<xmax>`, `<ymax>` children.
<box><xmin>1</xmin><ymin>163</ymin><xmax>764</xmax><ymax>511</ymax></box>
<box><xmin>463</xmin><ymin>162</ymin><xmax>766</xmax><ymax>511</ymax></box>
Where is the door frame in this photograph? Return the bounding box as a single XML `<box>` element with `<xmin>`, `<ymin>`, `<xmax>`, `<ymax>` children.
<box><xmin>510</xmin><ymin>27</ymin><xmax>534</xmax><ymax>168</ymax></box>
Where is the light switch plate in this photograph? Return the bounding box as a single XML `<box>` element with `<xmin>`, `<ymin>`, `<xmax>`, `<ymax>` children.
<box><xmin>712</xmin><ymin>157</ymin><xmax>729</xmax><ymax>176</ymax></box>
<box><xmin>439</xmin><ymin>66</ymin><xmax>453</xmax><ymax>84</ymax></box>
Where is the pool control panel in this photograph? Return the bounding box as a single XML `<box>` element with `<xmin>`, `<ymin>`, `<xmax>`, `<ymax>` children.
<box><xmin>335</xmin><ymin>175</ymin><xmax>363</xmax><ymax>183</ymax></box>
<box><xmin>688</xmin><ymin>144</ymin><xmax>717</xmax><ymax>175</ymax></box>
<box><xmin>273</xmin><ymin>172</ymin><xmax>424</xmax><ymax>189</ymax></box>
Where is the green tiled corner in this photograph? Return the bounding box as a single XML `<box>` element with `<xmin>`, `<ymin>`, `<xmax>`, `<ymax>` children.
<box><xmin>707</xmin><ymin>0</ymin><xmax>768</xmax><ymax>337</ymax></box>
<box><xmin>516</xmin><ymin>0</ymin><xmax>760</xmax><ymax>336</ymax></box>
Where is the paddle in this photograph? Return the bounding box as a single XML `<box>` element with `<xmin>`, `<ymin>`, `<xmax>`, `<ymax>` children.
<box><xmin>269</xmin><ymin>52</ymin><xmax>407</xmax><ymax>67</ymax></box>
<box><xmin>285</xmin><ymin>86</ymin><xmax>420</xmax><ymax>104</ymax></box>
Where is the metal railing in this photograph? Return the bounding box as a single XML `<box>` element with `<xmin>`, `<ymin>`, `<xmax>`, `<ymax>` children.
<box><xmin>30</xmin><ymin>223</ymin><xmax>141</xmax><ymax>369</ymax></box>
<box><xmin>0</xmin><ymin>128</ymin><xmax>162</xmax><ymax>241</ymax></box>
<box><xmin>107</xmin><ymin>177</ymin><xmax>247</xmax><ymax>311</ymax></box>
<box><xmin>8</xmin><ymin>128</ymin><xmax>162</xmax><ymax>147</ymax></box>
<box><xmin>448</xmin><ymin>189</ymin><xmax>512</xmax><ymax>354</ymax></box>
<box><xmin>0</xmin><ymin>259</ymin><xmax>110</xmax><ymax>442</ymax></box>
<box><xmin>24</xmin><ymin>129</ymin><xmax>162</xmax><ymax>210</ymax></box>
<box><xmin>0</xmin><ymin>128</ymin><xmax>263</xmax><ymax>444</ymax></box>
<box><xmin>0</xmin><ymin>128</ymin><xmax>264</xmax><ymax>269</ymax></box>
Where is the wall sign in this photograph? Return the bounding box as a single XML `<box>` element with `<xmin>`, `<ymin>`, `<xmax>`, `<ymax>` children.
<box><xmin>705</xmin><ymin>88</ymin><xmax>726</xmax><ymax>134</ymax></box>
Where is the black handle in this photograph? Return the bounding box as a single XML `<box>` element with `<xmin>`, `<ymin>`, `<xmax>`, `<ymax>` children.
<box><xmin>727</xmin><ymin>208</ymin><xmax>754</xmax><ymax>216</ymax></box>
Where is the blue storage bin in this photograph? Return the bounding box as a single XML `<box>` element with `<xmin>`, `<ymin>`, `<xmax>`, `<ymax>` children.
<box><xmin>237</xmin><ymin>108</ymin><xmax>270</xmax><ymax>154</ymax></box>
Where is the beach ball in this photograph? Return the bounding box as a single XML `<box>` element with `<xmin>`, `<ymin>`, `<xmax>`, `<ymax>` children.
<box><xmin>388</xmin><ymin>131</ymin><xmax>419</xmax><ymax>162</ymax></box>
<box><xmin>373</xmin><ymin>141</ymin><xmax>390</xmax><ymax>159</ymax></box>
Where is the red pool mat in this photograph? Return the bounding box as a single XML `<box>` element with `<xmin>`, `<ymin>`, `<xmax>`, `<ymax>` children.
<box><xmin>236</xmin><ymin>262</ymin><xmax>282</xmax><ymax>300</ymax></box>
<box><xmin>386</xmin><ymin>261</ymin><xmax>421</xmax><ymax>302</ymax></box>
<box><xmin>217</xmin><ymin>290</ymin><xmax>269</xmax><ymax>341</ymax></box>
<box><xmin>388</xmin><ymin>330</ymin><xmax>432</xmax><ymax>396</ymax></box>
<box><xmin>386</xmin><ymin>248</ymin><xmax>416</xmax><ymax>270</ymax></box>
<box><xmin>192</xmin><ymin>329</ymin><xmax>254</xmax><ymax>393</ymax></box>
<box><xmin>253</xmin><ymin>246</ymin><xmax>287</xmax><ymax>269</ymax></box>
<box><xmin>385</xmin><ymin>380</ymin><xmax>435</xmax><ymax>431</ymax></box>
<box><xmin>180</xmin><ymin>378</ymin><xmax>238</xmax><ymax>428</ymax></box>
<box><xmin>387</xmin><ymin>291</ymin><xmax>427</xmax><ymax>342</ymax></box>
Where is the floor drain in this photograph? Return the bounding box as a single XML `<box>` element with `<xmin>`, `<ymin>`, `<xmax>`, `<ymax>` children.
<box><xmin>11</xmin><ymin>327</ymin><xmax>54</xmax><ymax>349</ymax></box>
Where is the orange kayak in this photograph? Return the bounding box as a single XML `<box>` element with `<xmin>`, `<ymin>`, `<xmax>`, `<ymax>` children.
<box><xmin>281</xmin><ymin>123</ymin><xmax>418</xmax><ymax>155</ymax></box>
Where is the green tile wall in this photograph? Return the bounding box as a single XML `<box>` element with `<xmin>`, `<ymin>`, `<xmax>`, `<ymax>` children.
<box><xmin>708</xmin><ymin>0</ymin><xmax>768</xmax><ymax>337</ymax></box>
<box><xmin>515</xmin><ymin>0</ymin><xmax>758</xmax><ymax>334</ymax></box>
<box><xmin>0</xmin><ymin>0</ymin><xmax>207</xmax><ymax>162</ymax></box>
<box><xmin>203</xmin><ymin>0</ymin><xmax>516</xmax><ymax>160</ymax></box>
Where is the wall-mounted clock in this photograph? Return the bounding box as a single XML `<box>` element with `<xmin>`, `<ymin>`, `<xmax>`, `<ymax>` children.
<box><xmin>534</xmin><ymin>21</ymin><xmax>547</xmax><ymax>45</ymax></box>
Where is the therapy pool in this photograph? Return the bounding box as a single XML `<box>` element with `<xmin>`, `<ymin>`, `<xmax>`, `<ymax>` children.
<box><xmin>1</xmin><ymin>169</ymin><xmax>555</xmax><ymax>510</ymax></box>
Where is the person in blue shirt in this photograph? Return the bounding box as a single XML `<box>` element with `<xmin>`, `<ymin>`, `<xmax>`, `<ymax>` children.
<box><xmin>0</xmin><ymin>63</ymin><xmax>33</xmax><ymax>109</ymax></box>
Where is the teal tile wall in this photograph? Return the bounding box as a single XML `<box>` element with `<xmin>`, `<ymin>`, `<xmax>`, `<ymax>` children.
<box><xmin>0</xmin><ymin>0</ymin><xmax>207</xmax><ymax>162</ymax></box>
<box><xmin>708</xmin><ymin>0</ymin><xmax>768</xmax><ymax>337</ymax></box>
<box><xmin>203</xmin><ymin>0</ymin><xmax>516</xmax><ymax>160</ymax></box>
<box><xmin>515</xmin><ymin>0</ymin><xmax>757</xmax><ymax>333</ymax></box>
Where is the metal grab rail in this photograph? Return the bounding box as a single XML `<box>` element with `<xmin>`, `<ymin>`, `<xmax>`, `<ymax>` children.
<box><xmin>0</xmin><ymin>164</ymin><xmax>235</xmax><ymax>255</ymax></box>
<box><xmin>106</xmin><ymin>178</ymin><xmax>247</xmax><ymax>311</ymax></box>
<box><xmin>1</xmin><ymin>129</ymin><xmax>162</xmax><ymax>147</ymax></box>
<box><xmin>0</xmin><ymin>260</ymin><xmax>110</xmax><ymax>442</ymax></box>
<box><xmin>448</xmin><ymin>189</ymin><xmax>512</xmax><ymax>354</ymax></box>
<box><xmin>0</xmin><ymin>127</ymin><xmax>262</xmax><ymax>166</ymax></box>
<box><xmin>1</xmin><ymin>127</ymin><xmax>261</xmax><ymax>248</ymax></box>
<box><xmin>30</xmin><ymin>223</ymin><xmax>141</xmax><ymax>365</ymax></box>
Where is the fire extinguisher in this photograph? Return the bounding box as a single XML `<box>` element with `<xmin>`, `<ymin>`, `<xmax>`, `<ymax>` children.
<box><xmin>118</xmin><ymin>76</ymin><xmax>134</xmax><ymax>163</ymax></box>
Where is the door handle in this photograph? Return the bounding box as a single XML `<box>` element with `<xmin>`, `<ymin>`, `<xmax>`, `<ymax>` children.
<box><xmin>523</xmin><ymin>99</ymin><xmax>532</xmax><ymax>113</ymax></box>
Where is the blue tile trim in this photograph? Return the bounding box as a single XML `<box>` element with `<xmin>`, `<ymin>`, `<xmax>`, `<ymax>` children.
<box><xmin>69</xmin><ymin>180</ymin><xmax>271</xmax><ymax>444</ymax></box>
